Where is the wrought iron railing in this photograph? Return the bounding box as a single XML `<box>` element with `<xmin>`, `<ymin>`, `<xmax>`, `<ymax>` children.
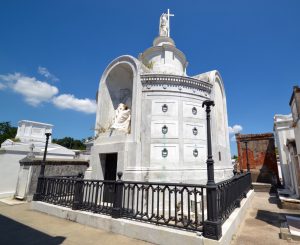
<box><xmin>217</xmin><ymin>172</ymin><xmax>252</xmax><ymax>223</ymax></box>
<box><xmin>33</xmin><ymin>171</ymin><xmax>252</xmax><ymax>239</ymax></box>
<box><xmin>122</xmin><ymin>181</ymin><xmax>206</xmax><ymax>231</ymax></box>
<box><xmin>75</xmin><ymin>179</ymin><xmax>115</xmax><ymax>215</ymax></box>
<box><xmin>35</xmin><ymin>176</ymin><xmax>77</xmax><ymax>207</ymax></box>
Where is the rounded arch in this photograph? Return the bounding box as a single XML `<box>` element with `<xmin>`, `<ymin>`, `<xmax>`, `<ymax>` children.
<box><xmin>209</xmin><ymin>70</ymin><xmax>231</xmax><ymax>165</ymax></box>
<box><xmin>98</xmin><ymin>55</ymin><xmax>140</xmax><ymax>92</ymax></box>
<box><xmin>95</xmin><ymin>56</ymin><xmax>142</xmax><ymax>140</ymax></box>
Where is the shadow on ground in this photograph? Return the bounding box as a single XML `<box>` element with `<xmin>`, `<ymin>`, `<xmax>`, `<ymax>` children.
<box><xmin>268</xmin><ymin>194</ymin><xmax>279</xmax><ymax>205</ymax></box>
<box><xmin>256</xmin><ymin>210</ymin><xmax>283</xmax><ymax>228</ymax></box>
<box><xmin>0</xmin><ymin>214</ymin><xmax>65</xmax><ymax>245</ymax></box>
<box><xmin>256</xmin><ymin>210</ymin><xmax>300</xmax><ymax>228</ymax></box>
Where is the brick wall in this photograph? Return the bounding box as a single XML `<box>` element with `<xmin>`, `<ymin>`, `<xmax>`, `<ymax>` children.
<box><xmin>236</xmin><ymin>133</ymin><xmax>279</xmax><ymax>184</ymax></box>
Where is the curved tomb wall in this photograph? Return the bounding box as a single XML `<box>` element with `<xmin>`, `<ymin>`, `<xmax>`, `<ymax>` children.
<box><xmin>139</xmin><ymin>75</ymin><xmax>209</xmax><ymax>182</ymax></box>
<box><xmin>92</xmin><ymin>68</ymin><xmax>232</xmax><ymax>183</ymax></box>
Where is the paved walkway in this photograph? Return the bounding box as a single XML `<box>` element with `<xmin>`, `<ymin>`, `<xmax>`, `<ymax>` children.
<box><xmin>232</xmin><ymin>192</ymin><xmax>300</xmax><ymax>245</ymax></box>
<box><xmin>0</xmin><ymin>201</ymin><xmax>152</xmax><ymax>245</ymax></box>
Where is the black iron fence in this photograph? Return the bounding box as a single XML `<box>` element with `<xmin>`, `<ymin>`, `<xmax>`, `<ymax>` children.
<box><xmin>122</xmin><ymin>181</ymin><xmax>206</xmax><ymax>231</ymax></box>
<box><xmin>217</xmin><ymin>172</ymin><xmax>252</xmax><ymax>223</ymax></box>
<box><xmin>33</xmin><ymin>171</ymin><xmax>252</xmax><ymax>239</ymax></box>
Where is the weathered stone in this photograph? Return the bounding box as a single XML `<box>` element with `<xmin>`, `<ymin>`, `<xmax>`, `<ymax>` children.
<box><xmin>235</xmin><ymin>133</ymin><xmax>279</xmax><ymax>184</ymax></box>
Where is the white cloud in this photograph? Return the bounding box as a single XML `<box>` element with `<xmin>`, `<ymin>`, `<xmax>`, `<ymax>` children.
<box><xmin>52</xmin><ymin>94</ymin><xmax>97</xmax><ymax>114</ymax></box>
<box><xmin>0</xmin><ymin>71</ymin><xmax>96</xmax><ymax>114</ymax></box>
<box><xmin>0</xmin><ymin>83</ymin><xmax>6</xmax><ymax>90</ymax></box>
<box><xmin>231</xmin><ymin>135</ymin><xmax>237</xmax><ymax>142</ymax></box>
<box><xmin>0</xmin><ymin>72</ymin><xmax>59</xmax><ymax>106</ymax></box>
<box><xmin>0</xmin><ymin>73</ymin><xmax>21</xmax><ymax>82</ymax></box>
<box><xmin>38</xmin><ymin>66</ymin><xmax>59</xmax><ymax>82</ymax></box>
<box><xmin>228</xmin><ymin>124</ymin><xmax>243</xmax><ymax>134</ymax></box>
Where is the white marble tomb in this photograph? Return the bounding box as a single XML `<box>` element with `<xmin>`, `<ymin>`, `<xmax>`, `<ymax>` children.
<box><xmin>90</xmin><ymin>10</ymin><xmax>232</xmax><ymax>184</ymax></box>
<box><xmin>0</xmin><ymin>120</ymin><xmax>76</xmax><ymax>198</ymax></box>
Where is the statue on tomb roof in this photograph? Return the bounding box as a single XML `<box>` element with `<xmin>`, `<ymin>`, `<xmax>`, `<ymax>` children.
<box><xmin>159</xmin><ymin>13</ymin><xmax>168</xmax><ymax>37</ymax></box>
<box><xmin>159</xmin><ymin>9</ymin><xmax>174</xmax><ymax>37</ymax></box>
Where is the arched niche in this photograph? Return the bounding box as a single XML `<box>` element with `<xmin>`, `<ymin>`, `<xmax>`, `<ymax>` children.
<box><xmin>106</xmin><ymin>63</ymin><xmax>133</xmax><ymax>109</ymax></box>
<box><xmin>95</xmin><ymin>56</ymin><xmax>140</xmax><ymax>139</ymax></box>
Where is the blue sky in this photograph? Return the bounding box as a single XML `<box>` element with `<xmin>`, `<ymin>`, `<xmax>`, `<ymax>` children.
<box><xmin>0</xmin><ymin>1</ymin><xmax>299</xmax><ymax>155</ymax></box>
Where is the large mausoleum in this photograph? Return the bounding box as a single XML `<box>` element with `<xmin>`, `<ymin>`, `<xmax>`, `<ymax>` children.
<box><xmin>90</xmin><ymin>11</ymin><xmax>232</xmax><ymax>184</ymax></box>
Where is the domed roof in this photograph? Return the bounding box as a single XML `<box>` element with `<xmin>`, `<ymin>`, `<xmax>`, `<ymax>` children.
<box><xmin>138</xmin><ymin>10</ymin><xmax>188</xmax><ymax>76</ymax></box>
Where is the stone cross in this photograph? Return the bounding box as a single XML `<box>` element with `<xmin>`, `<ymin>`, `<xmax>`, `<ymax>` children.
<box><xmin>30</xmin><ymin>143</ymin><xmax>34</xmax><ymax>152</ymax></box>
<box><xmin>27</xmin><ymin>143</ymin><xmax>35</xmax><ymax>158</ymax></box>
<box><xmin>167</xmin><ymin>9</ymin><xmax>174</xmax><ymax>37</ymax></box>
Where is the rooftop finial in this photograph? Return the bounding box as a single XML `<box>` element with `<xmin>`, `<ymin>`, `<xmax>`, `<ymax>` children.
<box><xmin>159</xmin><ymin>9</ymin><xmax>174</xmax><ymax>37</ymax></box>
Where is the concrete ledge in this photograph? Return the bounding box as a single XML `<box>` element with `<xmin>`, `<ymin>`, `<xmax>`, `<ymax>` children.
<box><xmin>0</xmin><ymin>191</ymin><xmax>15</xmax><ymax>199</ymax></box>
<box><xmin>278</xmin><ymin>195</ymin><xmax>300</xmax><ymax>210</ymax></box>
<box><xmin>31</xmin><ymin>201</ymin><xmax>203</xmax><ymax>245</ymax></box>
<box><xmin>280</xmin><ymin>220</ymin><xmax>300</xmax><ymax>242</ymax></box>
<box><xmin>31</xmin><ymin>189</ymin><xmax>254</xmax><ymax>245</ymax></box>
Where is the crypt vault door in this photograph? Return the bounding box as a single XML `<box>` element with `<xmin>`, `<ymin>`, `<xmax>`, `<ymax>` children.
<box><xmin>102</xmin><ymin>153</ymin><xmax>118</xmax><ymax>203</ymax></box>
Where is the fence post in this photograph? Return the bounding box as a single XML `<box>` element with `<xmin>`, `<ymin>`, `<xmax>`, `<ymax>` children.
<box><xmin>112</xmin><ymin>172</ymin><xmax>124</xmax><ymax>218</ymax></box>
<box><xmin>72</xmin><ymin>178</ymin><xmax>84</xmax><ymax>210</ymax></box>
<box><xmin>33</xmin><ymin>176</ymin><xmax>44</xmax><ymax>201</ymax></box>
<box><xmin>248</xmin><ymin>172</ymin><xmax>253</xmax><ymax>190</ymax></box>
<box><xmin>202</xmin><ymin>100</ymin><xmax>222</xmax><ymax>240</ymax></box>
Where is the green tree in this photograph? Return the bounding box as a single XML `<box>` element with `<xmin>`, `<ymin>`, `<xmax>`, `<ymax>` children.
<box><xmin>52</xmin><ymin>137</ymin><xmax>86</xmax><ymax>150</ymax></box>
<box><xmin>0</xmin><ymin>122</ymin><xmax>17</xmax><ymax>145</ymax></box>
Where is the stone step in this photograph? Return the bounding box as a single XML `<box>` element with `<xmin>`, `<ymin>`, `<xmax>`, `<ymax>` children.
<box><xmin>280</xmin><ymin>216</ymin><xmax>300</xmax><ymax>242</ymax></box>
<box><xmin>252</xmin><ymin>182</ymin><xmax>272</xmax><ymax>192</ymax></box>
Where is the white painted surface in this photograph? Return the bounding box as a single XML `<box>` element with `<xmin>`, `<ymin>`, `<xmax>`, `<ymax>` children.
<box><xmin>150</xmin><ymin>144</ymin><xmax>179</xmax><ymax>166</ymax></box>
<box><xmin>183</xmin><ymin>101</ymin><xmax>205</xmax><ymax>119</ymax></box>
<box><xmin>152</xmin><ymin>100</ymin><xmax>178</xmax><ymax>117</ymax></box>
<box><xmin>0</xmin><ymin>153</ymin><xmax>25</xmax><ymax>198</ymax></box>
<box><xmin>140</xmin><ymin>37</ymin><xmax>187</xmax><ymax>76</ymax></box>
<box><xmin>15</xmin><ymin>165</ymin><xmax>31</xmax><ymax>199</ymax></box>
<box><xmin>183</xmin><ymin>122</ymin><xmax>206</xmax><ymax>140</ymax></box>
<box><xmin>184</xmin><ymin>144</ymin><xmax>206</xmax><ymax>163</ymax></box>
<box><xmin>274</xmin><ymin>114</ymin><xmax>297</xmax><ymax>193</ymax></box>
<box><xmin>151</xmin><ymin>120</ymin><xmax>178</xmax><ymax>138</ymax></box>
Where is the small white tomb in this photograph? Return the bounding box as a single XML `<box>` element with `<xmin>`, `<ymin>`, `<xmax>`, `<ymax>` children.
<box><xmin>0</xmin><ymin>120</ymin><xmax>75</xmax><ymax>199</ymax></box>
<box><xmin>15</xmin><ymin>120</ymin><xmax>53</xmax><ymax>143</ymax></box>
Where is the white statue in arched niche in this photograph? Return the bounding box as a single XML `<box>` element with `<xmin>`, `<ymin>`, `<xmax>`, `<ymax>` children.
<box><xmin>111</xmin><ymin>103</ymin><xmax>131</xmax><ymax>133</ymax></box>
